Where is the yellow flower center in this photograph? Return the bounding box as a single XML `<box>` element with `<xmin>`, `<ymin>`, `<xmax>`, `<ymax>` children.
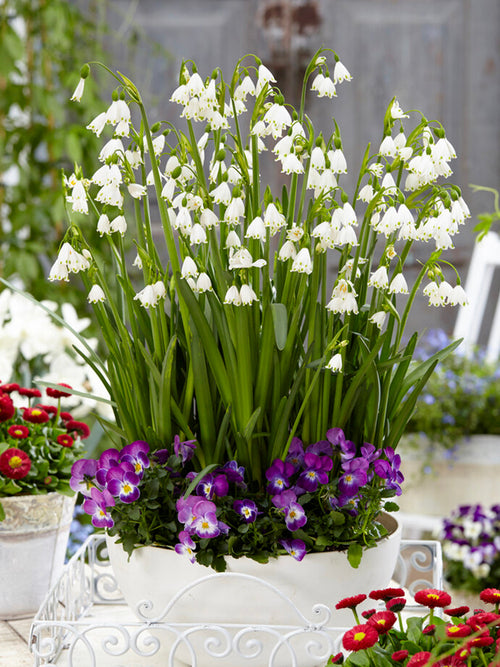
<box><xmin>354</xmin><ymin>632</ymin><xmax>366</xmax><ymax>641</ymax></box>
<box><xmin>428</xmin><ymin>593</ymin><xmax>440</xmax><ymax>600</ymax></box>
<box><xmin>9</xmin><ymin>455</ymin><xmax>23</xmax><ymax>469</ymax></box>
<box><xmin>123</xmin><ymin>484</ymin><xmax>132</xmax><ymax>494</ymax></box>
<box><xmin>31</xmin><ymin>409</ymin><xmax>42</xmax><ymax>416</ymax></box>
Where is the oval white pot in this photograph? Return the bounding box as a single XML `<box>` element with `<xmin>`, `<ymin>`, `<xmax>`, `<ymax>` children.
<box><xmin>107</xmin><ymin>513</ymin><xmax>401</xmax><ymax>667</ymax></box>
<box><xmin>398</xmin><ymin>434</ymin><xmax>500</xmax><ymax>518</ymax></box>
<box><xmin>0</xmin><ymin>492</ymin><xmax>75</xmax><ymax>619</ymax></box>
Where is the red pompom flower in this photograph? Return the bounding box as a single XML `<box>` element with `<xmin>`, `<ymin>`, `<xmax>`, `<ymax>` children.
<box><xmin>46</xmin><ymin>383</ymin><xmax>72</xmax><ymax>398</ymax></box>
<box><xmin>335</xmin><ymin>594</ymin><xmax>367</xmax><ymax>610</ymax></box>
<box><xmin>7</xmin><ymin>425</ymin><xmax>30</xmax><ymax>439</ymax></box>
<box><xmin>18</xmin><ymin>387</ymin><xmax>42</xmax><ymax>398</ymax></box>
<box><xmin>22</xmin><ymin>407</ymin><xmax>50</xmax><ymax>424</ymax></box>
<box><xmin>0</xmin><ymin>393</ymin><xmax>15</xmax><ymax>422</ymax></box>
<box><xmin>369</xmin><ymin>587</ymin><xmax>405</xmax><ymax>601</ymax></box>
<box><xmin>367</xmin><ymin>610</ymin><xmax>397</xmax><ymax>634</ymax></box>
<box><xmin>446</xmin><ymin>624</ymin><xmax>472</xmax><ymax>639</ymax></box>
<box><xmin>480</xmin><ymin>589</ymin><xmax>500</xmax><ymax>605</ymax></box>
<box><xmin>342</xmin><ymin>623</ymin><xmax>379</xmax><ymax>651</ymax></box>
<box><xmin>57</xmin><ymin>434</ymin><xmax>74</xmax><ymax>448</ymax></box>
<box><xmin>65</xmin><ymin>420</ymin><xmax>90</xmax><ymax>439</ymax></box>
<box><xmin>0</xmin><ymin>448</ymin><xmax>32</xmax><ymax>479</ymax></box>
<box><xmin>414</xmin><ymin>588</ymin><xmax>452</xmax><ymax>609</ymax></box>
<box><xmin>407</xmin><ymin>651</ymin><xmax>432</xmax><ymax>667</ymax></box>
<box><xmin>392</xmin><ymin>650</ymin><xmax>409</xmax><ymax>662</ymax></box>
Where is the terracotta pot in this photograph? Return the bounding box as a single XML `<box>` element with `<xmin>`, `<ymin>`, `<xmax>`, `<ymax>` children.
<box><xmin>0</xmin><ymin>492</ymin><xmax>75</xmax><ymax>619</ymax></box>
<box><xmin>106</xmin><ymin>512</ymin><xmax>401</xmax><ymax>667</ymax></box>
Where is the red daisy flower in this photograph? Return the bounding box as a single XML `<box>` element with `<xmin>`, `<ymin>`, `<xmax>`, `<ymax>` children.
<box><xmin>37</xmin><ymin>404</ymin><xmax>58</xmax><ymax>416</ymax></box>
<box><xmin>446</xmin><ymin>624</ymin><xmax>472</xmax><ymax>639</ymax></box>
<box><xmin>433</xmin><ymin>656</ymin><xmax>468</xmax><ymax>667</ymax></box>
<box><xmin>0</xmin><ymin>383</ymin><xmax>20</xmax><ymax>393</ymax></box>
<box><xmin>455</xmin><ymin>646</ymin><xmax>470</xmax><ymax>661</ymax></box>
<box><xmin>392</xmin><ymin>650</ymin><xmax>409</xmax><ymax>662</ymax></box>
<box><xmin>65</xmin><ymin>420</ymin><xmax>90</xmax><ymax>439</ymax></box>
<box><xmin>423</xmin><ymin>624</ymin><xmax>436</xmax><ymax>636</ymax></box>
<box><xmin>328</xmin><ymin>653</ymin><xmax>344</xmax><ymax>664</ymax></box>
<box><xmin>480</xmin><ymin>589</ymin><xmax>500</xmax><ymax>605</ymax></box>
<box><xmin>335</xmin><ymin>594</ymin><xmax>367</xmax><ymax>610</ymax></box>
<box><xmin>414</xmin><ymin>588</ymin><xmax>452</xmax><ymax>609</ymax></box>
<box><xmin>18</xmin><ymin>387</ymin><xmax>42</xmax><ymax>398</ymax></box>
<box><xmin>467</xmin><ymin>612</ymin><xmax>500</xmax><ymax>631</ymax></box>
<box><xmin>407</xmin><ymin>652</ymin><xmax>432</xmax><ymax>667</ymax></box>
<box><xmin>57</xmin><ymin>434</ymin><xmax>74</xmax><ymax>448</ymax></box>
<box><xmin>0</xmin><ymin>448</ymin><xmax>32</xmax><ymax>479</ymax></box>
<box><xmin>362</xmin><ymin>609</ymin><xmax>377</xmax><ymax>619</ymax></box>
<box><xmin>445</xmin><ymin>606</ymin><xmax>470</xmax><ymax>617</ymax></box>
<box><xmin>467</xmin><ymin>633</ymin><xmax>494</xmax><ymax>648</ymax></box>
<box><xmin>60</xmin><ymin>411</ymin><xmax>73</xmax><ymax>421</ymax></box>
<box><xmin>367</xmin><ymin>611</ymin><xmax>397</xmax><ymax>634</ymax></box>
<box><xmin>342</xmin><ymin>623</ymin><xmax>379</xmax><ymax>651</ymax></box>
<box><xmin>22</xmin><ymin>407</ymin><xmax>50</xmax><ymax>424</ymax></box>
<box><xmin>46</xmin><ymin>383</ymin><xmax>72</xmax><ymax>398</ymax></box>
<box><xmin>369</xmin><ymin>587</ymin><xmax>405</xmax><ymax>601</ymax></box>
<box><xmin>7</xmin><ymin>424</ymin><xmax>30</xmax><ymax>439</ymax></box>
<box><xmin>0</xmin><ymin>393</ymin><xmax>15</xmax><ymax>422</ymax></box>
<box><xmin>386</xmin><ymin>597</ymin><xmax>407</xmax><ymax>613</ymax></box>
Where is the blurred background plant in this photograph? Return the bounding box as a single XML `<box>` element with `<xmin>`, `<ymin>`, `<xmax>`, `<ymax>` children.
<box><xmin>405</xmin><ymin>329</ymin><xmax>500</xmax><ymax>451</ymax></box>
<box><xmin>469</xmin><ymin>184</ymin><xmax>500</xmax><ymax>240</ymax></box>
<box><xmin>441</xmin><ymin>503</ymin><xmax>500</xmax><ymax>594</ymax></box>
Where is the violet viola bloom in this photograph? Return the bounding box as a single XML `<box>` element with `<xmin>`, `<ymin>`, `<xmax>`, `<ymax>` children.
<box><xmin>173</xmin><ymin>435</ymin><xmax>196</xmax><ymax>464</ymax></box>
<box><xmin>338</xmin><ymin>458</ymin><xmax>368</xmax><ymax>497</ymax></box>
<box><xmin>326</xmin><ymin>427</ymin><xmax>356</xmax><ymax>462</ymax></box>
<box><xmin>265</xmin><ymin>458</ymin><xmax>295</xmax><ymax>494</ymax></box>
<box><xmin>285</xmin><ymin>437</ymin><xmax>305</xmax><ymax>471</ymax></box>
<box><xmin>374</xmin><ymin>448</ymin><xmax>404</xmax><ymax>495</ymax></box>
<box><xmin>83</xmin><ymin>487</ymin><xmax>115</xmax><ymax>528</ymax></box>
<box><xmin>175</xmin><ymin>530</ymin><xmax>196</xmax><ymax>563</ymax></box>
<box><xmin>330</xmin><ymin>493</ymin><xmax>360</xmax><ymax>515</ymax></box>
<box><xmin>106</xmin><ymin>462</ymin><xmax>141</xmax><ymax>503</ymax></box>
<box><xmin>280</xmin><ymin>538</ymin><xmax>306</xmax><ymax>561</ymax></box>
<box><xmin>233</xmin><ymin>499</ymin><xmax>258</xmax><ymax>523</ymax></box>
<box><xmin>305</xmin><ymin>440</ymin><xmax>333</xmax><ymax>457</ymax></box>
<box><xmin>196</xmin><ymin>473</ymin><xmax>229</xmax><ymax>499</ymax></box>
<box><xmin>95</xmin><ymin>448</ymin><xmax>121</xmax><ymax>487</ymax></box>
<box><xmin>70</xmin><ymin>458</ymin><xmax>98</xmax><ymax>496</ymax></box>
<box><xmin>152</xmin><ymin>448</ymin><xmax>169</xmax><ymax>464</ymax></box>
<box><xmin>272</xmin><ymin>489</ymin><xmax>307</xmax><ymax>531</ymax></box>
<box><xmin>219</xmin><ymin>461</ymin><xmax>246</xmax><ymax>487</ymax></box>
<box><xmin>190</xmin><ymin>499</ymin><xmax>221</xmax><ymax>538</ymax></box>
<box><xmin>120</xmin><ymin>440</ymin><xmax>150</xmax><ymax>476</ymax></box>
<box><xmin>297</xmin><ymin>452</ymin><xmax>333</xmax><ymax>492</ymax></box>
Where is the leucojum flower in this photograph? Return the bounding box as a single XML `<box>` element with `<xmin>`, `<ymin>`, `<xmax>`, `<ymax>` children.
<box><xmin>52</xmin><ymin>46</ymin><xmax>467</xmax><ymax>567</ymax></box>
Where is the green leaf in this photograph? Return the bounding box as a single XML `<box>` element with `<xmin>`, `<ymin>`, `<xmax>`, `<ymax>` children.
<box><xmin>383</xmin><ymin>501</ymin><xmax>400</xmax><ymax>512</ymax></box>
<box><xmin>345</xmin><ymin>649</ymin><xmax>370</xmax><ymax>666</ymax></box>
<box><xmin>271</xmin><ymin>303</ymin><xmax>288</xmax><ymax>350</ymax></box>
<box><xmin>0</xmin><ymin>502</ymin><xmax>5</xmax><ymax>521</ymax></box>
<box><xmin>347</xmin><ymin>542</ymin><xmax>363</xmax><ymax>568</ymax></box>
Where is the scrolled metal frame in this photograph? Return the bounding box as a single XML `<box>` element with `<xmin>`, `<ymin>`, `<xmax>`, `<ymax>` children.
<box><xmin>30</xmin><ymin>535</ymin><xmax>443</xmax><ymax>666</ymax></box>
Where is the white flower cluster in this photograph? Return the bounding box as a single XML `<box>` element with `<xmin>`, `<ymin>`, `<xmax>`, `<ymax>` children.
<box><xmin>0</xmin><ymin>288</ymin><xmax>111</xmax><ymax>418</ymax></box>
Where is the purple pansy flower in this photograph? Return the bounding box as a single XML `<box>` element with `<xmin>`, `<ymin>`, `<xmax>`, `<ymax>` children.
<box><xmin>374</xmin><ymin>448</ymin><xmax>404</xmax><ymax>495</ymax></box>
<box><xmin>285</xmin><ymin>437</ymin><xmax>305</xmax><ymax>471</ymax></box>
<box><xmin>338</xmin><ymin>458</ymin><xmax>368</xmax><ymax>497</ymax></box>
<box><xmin>173</xmin><ymin>435</ymin><xmax>197</xmax><ymax>464</ymax></box>
<box><xmin>305</xmin><ymin>440</ymin><xmax>333</xmax><ymax>457</ymax></box>
<box><xmin>70</xmin><ymin>458</ymin><xmax>98</xmax><ymax>496</ymax></box>
<box><xmin>280</xmin><ymin>538</ymin><xmax>306</xmax><ymax>561</ymax></box>
<box><xmin>152</xmin><ymin>448</ymin><xmax>169</xmax><ymax>464</ymax></box>
<box><xmin>96</xmin><ymin>448</ymin><xmax>121</xmax><ymax>486</ymax></box>
<box><xmin>297</xmin><ymin>452</ymin><xmax>333</xmax><ymax>492</ymax></box>
<box><xmin>175</xmin><ymin>530</ymin><xmax>197</xmax><ymax>563</ymax></box>
<box><xmin>327</xmin><ymin>428</ymin><xmax>356</xmax><ymax>462</ymax></box>
<box><xmin>330</xmin><ymin>493</ymin><xmax>360</xmax><ymax>515</ymax></box>
<box><xmin>83</xmin><ymin>487</ymin><xmax>115</xmax><ymax>527</ymax></box>
<box><xmin>177</xmin><ymin>496</ymin><xmax>222</xmax><ymax>538</ymax></box>
<box><xmin>219</xmin><ymin>461</ymin><xmax>246</xmax><ymax>487</ymax></box>
<box><xmin>266</xmin><ymin>458</ymin><xmax>295</xmax><ymax>494</ymax></box>
<box><xmin>196</xmin><ymin>473</ymin><xmax>229</xmax><ymax>499</ymax></box>
<box><xmin>233</xmin><ymin>499</ymin><xmax>258</xmax><ymax>523</ymax></box>
<box><xmin>271</xmin><ymin>489</ymin><xmax>307</xmax><ymax>531</ymax></box>
<box><xmin>120</xmin><ymin>440</ymin><xmax>150</xmax><ymax>476</ymax></box>
<box><xmin>106</xmin><ymin>462</ymin><xmax>141</xmax><ymax>503</ymax></box>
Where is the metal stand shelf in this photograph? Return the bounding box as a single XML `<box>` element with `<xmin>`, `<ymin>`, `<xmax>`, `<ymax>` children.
<box><xmin>29</xmin><ymin>535</ymin><xmax>443</xmax><ymax>666</ymax></box>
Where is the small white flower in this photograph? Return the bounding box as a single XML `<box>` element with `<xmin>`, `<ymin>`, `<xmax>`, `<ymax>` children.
<box><xmin>264</xmin><ymin>203</ymin><xmax>286</xmax><ymax>234</ymax></box>
<box><xmin>381</xmin><ymin>172</ymin><xmax>397</xmax><ymax>191</ymax></box>
<box><xmin>170</xmin><ymin>83</ymin><xmax>189</xmax><ymax>105</ymax></box>
<box><xmin>368</xmin><ymin>266</ymin><xmax>389</xmax><ymax>289</ymax></box>
<box><xmin>224</xmin><ymin>285</ymin><xmax>242</xmax><ymax>306</ymax></box>
<box><xmin>96</xmin><ymin>214</ymin><xmax>111</xmax><ymax>236</ymax></box>
<box><xmin>240</xmin><ymin>284</ymin><xmax>258</xmax><ymax>305</ymax></box>
<box><xmin>70</xmin><ymin>180</ymin><xmax>88</xmax><ymax>214</ymax></box>
<box><xmin>336</xmin><ymin>225</ymin><xmax>358</xmax><ymax>247</ymax></box>
<box><xmin>134</xmin><ymin>285</ymin><xmax>157</xmax><ymax>308</ymax></box>
<box><xmin>256</xmin><ymin>63</ymin><xmax>276</xmax><ymax>95</ymax></box>
<box><xmin>234</xmin><ymin>75</ymin><xmax>256</xmax><ymax>101</ymax></box>
<box><xmin>48</xmin><ymin>261</ymin><xmax>69</xmax><ymax>282</ymax></box>
<box><xmin>224</xmin><ymin>197</ymin><xmax>245</xmax><ymax>225</ymax></box>
<box><xmin>391</xmin><ymin>99</ymin><xmax>409</xmax><ymax>119</ymax></box>
<box><xmin>278</xmin><ymin>240</ymin><xmax>297</xmax><ymax>261</ymax></box>
<box><xmin>329</xmin><ymin>149</ymin><xmax>347</xmax><ymax>174</ymax></box>
<box><xmin>245</xmin><ymin>216</ymin><xmax>266</xmax><ymax>241</ymax></box>
<box><xmin>152</xmin><ymin>135</ymin><xmax>165</xmax><ymax>157</ymax></box>
<box><xmin>128</xmin><ymin>183</ymin><xmax>147</xmax><ymax>199</ymax></box>
<box><xmin>379</xmin><ymin>135</ymin><xmax>397</xmax><ymax>158</ymax></box>
<box><xmin>133</xmin><ymin>253</ymin><xmax>143</xmax><ymax>270</ymax></box>
<box><xmin>152</xmin><ymin>280</ymin><xmax>166</xmax><ymax>301</ymax></box>
<box><xmin>357</xmin><ymin>184</ymin><xmax>374</xmax><ymax>202</ymax></box>
<box><xmin>210</xmin><ymin>181</ymin><xmax>232</xmax><ymax>206</ymax></box>
<box><xmin>98</xmin><ymin>138</ymin><xmax>124</xmax><ymax>163</ymax></box>
<box><xmin>225</xmin><ymin>230</ymin><xmax>242</xmax><ymax>249</ymax></box>
<box><xmin>310</xmin><ymin>146</ymin><xmax>326</xmax><ymax>171</ymax></box>
<box><xmin>86</xmin><ymin>112</ymin><xmax>107</xmax><ymax>136</ymax></box>
<box><xmin>190</xmin><ymin>223</ymin><xmax>207</xmax><ymax>245</ymax></box>
<box><xmin>174</xmin><ymin>207</ymin><xmax>193</xmax><ymax>235</ymax></box>
<box><xmin>66</xmin><ymin>245</ymin><xmax>91</xmax><ymax>274</ymax></box>
<box><xmin>325</xmin><ymin>353</ymin><xmax>343</xmax><ymax>373</ymax></box>
<box><xmin>125</xmin><ymin>148</ymin><xmax>143</xmax><ymax>170</ymax></box>
<box><xmin>263</xmin><ymin>103</ymin><xmax>292</xmax><ymax>138</ymax></box>
<box><xmin>186</xmin><ymin>71</ymin><xmax>204</xmax><ymax>96</ymax></box>
<box><xmin>280</xmin><ymin>153</ymin><xmax>304</xmax><ymax>175</ymax></box>
<box><xmin>290</xmin><ymin>248</ymin><xmax>313</xmax><ymax>274</ymax></box>
<box><xmin>229</xmin><ymin>248</ymin><xmax>266</xmax><ymax>270</ymax></box>
<box><xmin>388</xmin><ymin>273</ymin><xmax>408</xmax><ymax>294</ymax></box>
<box><xmin>311</xmin><ymin>73</ymin><xmax>336</xmax><ymax>98</ymax></box>
<box><xmin>181</xmin><ymin>256</ymin><xmax>199</xmax><ymax>279</ymax></box>
<box><xmin>70</xmin><ymin>77</ymin><xmax>86</xmax><ymax>102</ymax></box>
<box><xmin>199</xmin><ymin>208</ymin><xmax>219</xmax><ymax>230</ymax></box>
<box><xmin>194</xmin><ymin>272</ymin><xmax>213</xmax><ymax>293</ymax></box>
<box><xmin>449</xmin><ymin>284</ymin><xmax>467</xmax><ymax>307</ymax></box>
<box><xmin>287</xmin><ymin>225</ymin><xmax>304</xmax><ymax>242</ymax></box>
<box><xmin>110</xmin><ymin>215</ymin><xmax>127</xmax><ymax>236</ymax></box>
<box><xmin>333</xmin><ymin>60</ymin><xmax>352</xmax><ymax>84</ymax></box>
<box><xmin>95</xmin><ymin>183</ymin><xmax>123</xmax><ymax>208</ymax></box>
<box><xmin>88</xmin><ymin>285</ymin><xmax>106</xmax><ymax>303</ymax></box>
<box><xmin>369</xmin><ymin>311</ymin><xmax>387</xmax><ymax>329</ymax></box>
<box><xmin>367</xmin><ymin>163</ymin><xmax>384</xmax><ymax>178</ymax></box>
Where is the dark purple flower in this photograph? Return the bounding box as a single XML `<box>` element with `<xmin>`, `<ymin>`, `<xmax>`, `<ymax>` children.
<box><xmin>326</xmin><ymin>428</ymin><xmax>356</xmax><ymax>461</ymax></box>
<box><xmin>280</xmin><ymin>538</ymin><xmax>306</xmax><ymax>561</ymax></box>
<box><xmin>360</xmin><ymin>443</ymin><xmax>380</xmax><ymax>464</ymax></box>
<box><xmin>106</xmin><ymin>463</ymin><xmax>141</xmax><ymax>503</ymax></box>
<box><xmin>70</xmin><ymin>458</ymin><xmax>99</xmax><ymax>496</ymax></box>
<box><xmin>233</xmin><ymin>499</ymin><xmax>258</xmax><ymax>523</ymax></box>
<box><xmin>152</xmin><ymin>448</ymin><xmax>169</xmax><ymax>464</ymax></box>
<box><xmin>305</xmin><ymin>439</ymin><xmax>333</xmax><ymax>457</ymax></box>
<box><xmin>271</xmin><ymin>489</ymin><xmax>298</xmax><ymax>510</ymax></box>
<box><xmin>330</xmin><ymin>494</ymin><xmax>360</xmax><ymax>515</ymax></box>
<box><xmin>219</xmin><ymin>460</ymin><xmax>246</xmax><ymax>487</ymax></box>
<box><xmin>196</xmin><ymin>473</ymin><xmax>229</xmax><ymax>499</ymax></box>
<box><xmin>297</xmin><ymin>452</ymin><xmax>333</xmax><ymax>492</ymax></box>
<box><xmin>374</xmin><ymin>449</ymin><xmax>404</xmax><ymax>495</ymax></box>
<box><xmin>120</xmin><ymin>440</ymin><xmax>150</xmax><ymax>476</ymax></box>
<box><xmin>177</xmin><ymin>496</ymin><xmax>221</xmax><ymax>538</ymax></box>
<box><xmin>285</xmin><ymin>437</ymin><xmax>305</xmax><ymax>471</ymax></box>
<box><xmin>173</xmin><ymin>435</ymin><xmax>197</xmax><ymax>463</ymax></box>
<box><xmin>339</xmin><ymin>458</ymin><xmax>368</xmax><ymax>497</ymax></box>
<box><xmin>265</xmin><ymin>458</ymin><xmax>295</xmax><ymax>494</ymax></box>
<box><xmin>174</xmin><ymin>531</ymin><xmax>196</xmax><ymax>563</ymax></box>
<box><xmin>96</xmin><ymin>448</ymin><xmax>121</xmax><ymax>486</ymax></box>
<box><xmin>83</xmin><ymin>487</ymin><xmax>115</xmax><ymax>528</ymax></box>
<box><xmin>284</xmin><ymin>501</ymin><xmax>307</xmax><ymax>531</ymax></box>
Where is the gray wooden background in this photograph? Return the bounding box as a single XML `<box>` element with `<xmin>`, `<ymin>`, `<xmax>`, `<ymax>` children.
<box><xmin>77</xmin><ymin>0</ymin><xmax>500</xmax><ymax>339</ymax></box>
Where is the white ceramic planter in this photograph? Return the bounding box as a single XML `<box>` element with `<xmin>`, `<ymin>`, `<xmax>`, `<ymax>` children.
<box><xmin>398</xmin><ymin>434</ymin><xmax>500</xmax><ymax>519</ymax></box>
<box><xmin>0</xmin><ymin>492</ymin><xmax>75</xmax><ymax>619</ymax></box>
<box><xmin>107</xmin><ymin>513</ymin><xmax>401</xmax><ymax>667</ymax></box>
